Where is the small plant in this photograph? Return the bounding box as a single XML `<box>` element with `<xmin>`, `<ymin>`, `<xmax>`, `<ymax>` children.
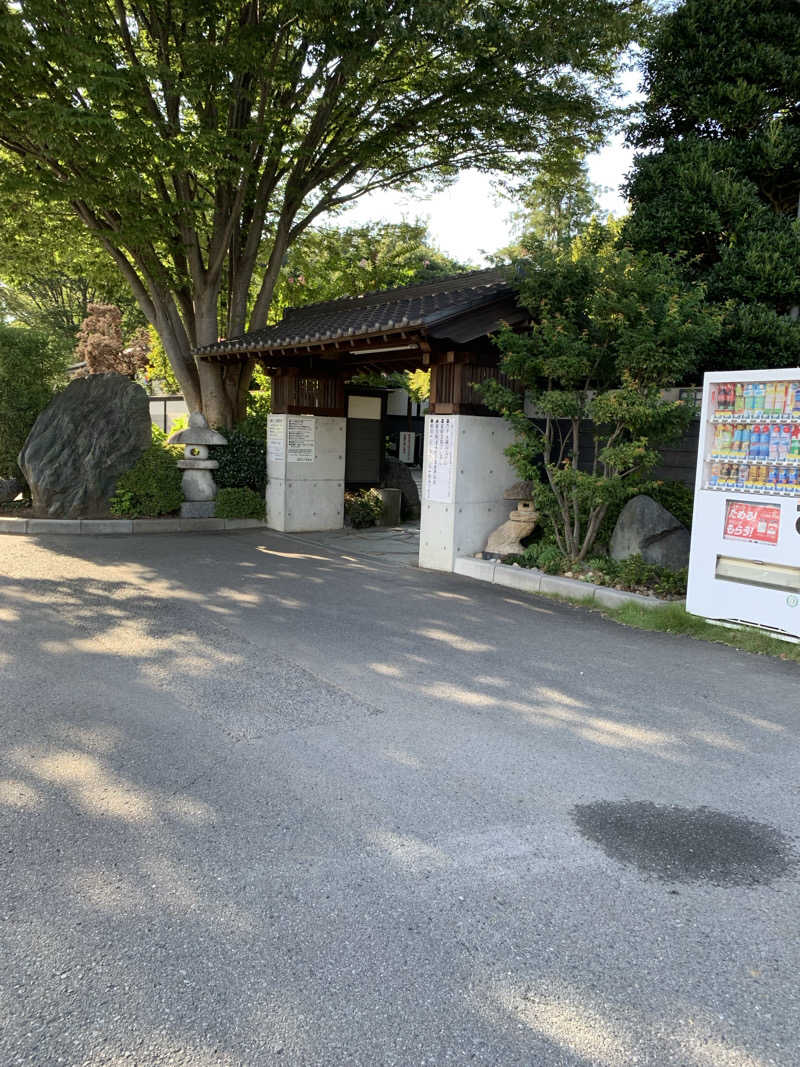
<box><xmin>344</xmin><ymin>488</ymin><xmax>384</xmax><ymax>528</ymax></box>
<box><xmin>215</xmin><ymin>487</ymin><xmax>265</xmax><ymax>520</ymax></box>
<box><xmin>109</xmin><ymin>433</ymin><xmax>182</xmax><ymax>517</ymax></box>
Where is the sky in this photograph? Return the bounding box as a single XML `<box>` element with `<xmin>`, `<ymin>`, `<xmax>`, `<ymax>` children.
<box><xmin>340</xmin><ymin>70</ymin><xmax>640</xmax><ymax>266</ymax></box>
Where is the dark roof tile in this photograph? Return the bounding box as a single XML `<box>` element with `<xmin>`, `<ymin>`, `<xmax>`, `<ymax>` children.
<box><xmin>196</xmin><ymin>267</ymin><xmax>514</xmax><ymax>357</ymax></box>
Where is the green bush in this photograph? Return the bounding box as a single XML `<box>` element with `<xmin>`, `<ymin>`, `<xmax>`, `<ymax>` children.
<box><xmin>506</xmin><ymin>542</ymin><xmax>687</xmax><ymax>597</ymax></box>
<box><xmin>211</xmin><ymin>419</ymin><xmax>266</xmax><ymax>495</ymax></box>
<box><xmin>0</xmin><ymin>325</ymin><xmax>67</xmax><ymax>480</ymax></box>
<box><xmin>344</xmin><ymin>488</ymin><xmax>384</xmax><ymax>528</ymax></box>
<box><xmin>215</xmin><ymin>487</ymin><xmax>265</xmax><ymax>520</ymax></box>
<box><xmin>582</xmin><ymin>554</ymin><xmax>688</xmax><ymax>598</ymax></box>
<box><xmin>109</xmin><ymin>435</ymin><xmax>182</xmax><ymax>517</ymax></box>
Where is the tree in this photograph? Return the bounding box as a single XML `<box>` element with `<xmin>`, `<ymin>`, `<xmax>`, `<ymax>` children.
<box><xmin>483</xmin><ymin>222</ymin><xmax>720</xmax><ymax>562</ymax></box>
<box><xmin>0</xmin><ymin>325</ymin><xmax>67</xmax><ymax>480</ymax></box>
<box><xmin>74</xmin><ymin>304</ymin><xmax>150</xmax><ymax>377</ymax></box>
<box><xmin>623</xmin><ymin>0</ymin><xmax>800</xmax><ymax>372</ymax></box>
<box><xmin>271</xmin><ymin>221</ymin><xmax>467</xmax><ymax>319</ymax></box>
<box><xmin>504</xmin><ymin>153</ymin><xmax>607</xmax><ymax>252</ymax></box>
<box><xmin>0</xmin><ymin>0</ymin><xmax>641</xmax><ymax>426</ymax></box>
<box><xmin>0</xmin><ymin>198</ymin><xmax>145</xmax><ymax>358</ymax></box>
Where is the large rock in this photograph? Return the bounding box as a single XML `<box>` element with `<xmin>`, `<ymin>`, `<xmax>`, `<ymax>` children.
<box><xmin>18</xmin><ymin>373</ymin><xmax>151</xmax><ymax>518</ymax></box>
<box><xmin>381</xmin><ymin>456</ymin><xmax>420</xmax><ymax>518</ymax></box>
<box><xmin>610</xmin><ymin>494</ymin><xmax>690</xmax><ymax>571</ymax></box>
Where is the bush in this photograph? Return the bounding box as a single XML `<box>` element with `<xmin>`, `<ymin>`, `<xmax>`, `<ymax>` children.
<box><xmin>506</xmin><ymin>542</ymin><xmax>687</xmax><ymax>597</ymax></box>
<box><xmin>215</xmin><ymin>487</ymin><xmax>265</xmax><ymax>520</ymax></box>
<box><xmin>344</xmin><ymin>488</ymin><xmax>384</xmax><ymax>528</ymax></box>
<box><xmin>0</xmin><ymin>325</ymin><xmax>67</xmax><ymax>480</ymax></box>
<box><xmin>211</xmin><ymin>419</ymin><xmax>266</xmax><ymax>495</ymax></box>
<box><xmin>109</xmin><ymin>434</ymin><xmax>182</xmax><ymax>517</ymax></box>
<box><xmin>506</xmin><ymin>538</ymin><xmax>566</xmax><ymax>574</ymax></box>
<box><xmin>582</xmin><ymin>554</ymin><xmax>688</xmax><ymax>598</ymax></box>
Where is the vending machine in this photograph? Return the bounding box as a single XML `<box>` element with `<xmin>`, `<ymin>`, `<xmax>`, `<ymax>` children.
<box><xmin>686</xmin><ymin>368</ymin><xmax>800</xmax><ymax>639</ymax></box>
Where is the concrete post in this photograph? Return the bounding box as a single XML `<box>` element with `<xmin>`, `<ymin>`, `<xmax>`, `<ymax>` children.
<box><xmin>419</xmin><ymin>414</ymin><xmax>517</xmax><ymax>571</ymax></box>
<box><xmin>266</xmin><ymin>414</ymin><xmax>346</xmax><ymax>532</ymax></box>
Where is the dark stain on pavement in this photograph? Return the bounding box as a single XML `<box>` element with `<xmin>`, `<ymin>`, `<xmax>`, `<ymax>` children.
<box><xmin>572</xmin><ymin>800</ymin><xmax>796</xmax><ymax>886</ymax></box>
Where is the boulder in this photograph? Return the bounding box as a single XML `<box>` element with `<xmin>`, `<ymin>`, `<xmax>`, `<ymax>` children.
<box><xmin>18</xmin><ymin>373</ymin><xmax>151</xmax><ymax>518</ymax></box>
<box><xmin>381</xmin><ymin>456</ymin><xmax>420</xmax><ymax>518</ymax></box>
<box><xmin>610</xmin><ymin>494</ymin><xmax>690</xmax><ymax>571</ymax></box>
<box><xmin>0</xmin><ymin>476</ymin><xmax>23</xmax><ymax>503</ymax></box>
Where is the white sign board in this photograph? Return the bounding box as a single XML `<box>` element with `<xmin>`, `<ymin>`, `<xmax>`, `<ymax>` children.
<box><xmin>287</xmin><ymin>415</ymin><xmax>316</xmax><ymax>463</ymax></box>
<box><xmin>424</xmin><ymin>415</ymin><xmax>456</xmax><ymax>503</ymax></box>
<box><xmin>267</xmin><ymin>415</ymin><xmax>285</xmax><ymax>463</ymax></box>
<box><xmin>398</xmin><ymin>431</ymin><xmax>415</xmax><ymax>464</ymax></box>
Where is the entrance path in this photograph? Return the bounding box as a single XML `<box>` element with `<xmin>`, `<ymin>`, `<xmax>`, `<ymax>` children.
<box><xmin>283</xmin><ymin>519</ymin><xmax>421</xmax><ymax>566</ymax></box>
<box><xmin>1</xmin><ymin>529</ymin><xmax>798</xmax><ymax>1066</ymax></box>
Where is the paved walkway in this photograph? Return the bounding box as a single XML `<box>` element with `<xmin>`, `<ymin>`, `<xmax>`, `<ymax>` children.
<box><xmin>284</xmin><ymin>519</ymin><xmax>421</xmax><ymax>566</ymax></box>
<box><xmin>1</xmin><ymin>528</ymin><xmax>798</xmax><ymax>1066</ymax></box>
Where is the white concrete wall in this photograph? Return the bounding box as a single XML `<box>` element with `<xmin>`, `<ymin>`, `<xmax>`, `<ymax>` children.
<box><xmin>266</xmin><ymin>415</ymin><xmax>346</xmax><ymax>532</ymax></box>
<box><xmin>419</xmin><ymin>414</ymin><xmax>517</xmax><ymax>571</ymax></box>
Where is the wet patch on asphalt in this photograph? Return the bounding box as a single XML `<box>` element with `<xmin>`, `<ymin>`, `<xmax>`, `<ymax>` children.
<box><xmin>572</xmin><ymin>800</ymin><xmax>796</xmax><ymax>886</ymax></box>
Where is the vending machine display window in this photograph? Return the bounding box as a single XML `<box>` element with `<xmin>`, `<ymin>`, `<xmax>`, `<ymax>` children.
<box><xmin>687</xmin><ymin>369</ymin><xmax>800</xmax><ymax>639</ymax></box>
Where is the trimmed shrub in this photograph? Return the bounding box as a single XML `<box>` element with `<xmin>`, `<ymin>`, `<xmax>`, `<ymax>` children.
<box><xmin>344</xmin><ymin>488</ymin><xmax>384</xmax><ymax>528</ymax></box>
<box><xmin>215</xmin><ymin>487</ymin><xmax>265</xmax><ymax>520</ymax></box>
<box><xmin>211</xmin><ymin>421</ymin><xmax>266</xmax><ymax>495</ymax></box>
<box><xmin>109</xmin><ymin>434</ymin><xmax>182</xmax><ymax>517</ymax></box>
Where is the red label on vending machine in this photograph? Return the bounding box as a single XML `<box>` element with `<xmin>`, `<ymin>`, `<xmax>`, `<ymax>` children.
<box><xmin>723</xmin><ymin>501</ymin><xmax>781</xmax><ymax>545</ymax></box>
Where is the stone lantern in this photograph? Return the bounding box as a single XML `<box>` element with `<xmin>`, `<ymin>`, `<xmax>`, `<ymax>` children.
<box><xmin>168</xmin><ymin>412</ymin><xmax>227</xmax><ymax>518</ymax></box>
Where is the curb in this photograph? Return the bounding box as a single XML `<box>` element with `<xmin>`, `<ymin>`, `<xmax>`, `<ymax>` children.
<box><xmin>0</xmin><ymin>517</ymin><xmax>267</xmax><ymax>536</ymax></box>
<box><xmin>454</xmin><ymin>556</ymin><xmax>671</xmax><ymax>610</ymax></box>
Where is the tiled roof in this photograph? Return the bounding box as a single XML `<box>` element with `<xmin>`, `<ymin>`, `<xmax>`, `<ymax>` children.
<box><xmin>196</xmin><ymin>268</ymin><xmax>515</xmax><ymax>357</ymax></box>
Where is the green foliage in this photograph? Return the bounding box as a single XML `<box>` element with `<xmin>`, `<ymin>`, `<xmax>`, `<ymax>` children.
<box><xmin>214</xmin><ymin>487</ymin><xmax>265</xmax><ymax>520</ymax></box>
<box><xmin>0</xmin><ymin>324</ymin><xmax>67</xmax><ymax>479</ymax></box>
<box><xmin>501</xmin><ymin>151</ymin><xmax>607</xmax><ymax>254</ymax></box>
<box><xmin>0</xmin><ymin>0</ymin><xmax>640</xmax><ymax>424</ymax></box>
<box><xmin>244</xmin><ymin>366</ymin><xmax>271</xmax><ymax>437</ymax></box>
<box><xmin>484</xmin><ymin>223</ymin><xmax>719</xmax><ymax>562</ymax></box>
<box><xmin>211</xmin><ymin>421</ymin><xmax>266</xmax><ymax>495</ymax></box>
<box><xmin>270</xmin><ymin>222</ymin><xmax>468</xmax><ymax>321</ymax></box>
<box><xmin>582</xmin><ymin>555</ymin><xmax>688</xmax><ymax>598</ymax></box>
<box><xmin>144</xmin><ymin>326</ymin><xmax>181</xmax><ymax>394</ymax></box>
<box><xmin>0</xmin><ymin>197</ymin><xmax>144</xmax><ymax>360</ymax></box>
<box><xmin>509</xmin><ymin>540</ymin><xmax>567</xmax><ymax>574</ymax></box>
<box><xmin>507</xmin><ymin>545</ymin><xmax>688</xmax><ymax>597</ymax></box>
<box><xmin>109</xmin><ymin>434</ymin><xmax>182</xmax><ymax>517</ymax></box>
<box><xmin>344</xmin><ymin>489</ymin><xmax>384</xmax><ymax>529</ymax></box>
<box><xmin>624</xmin><ymin>0</ymin><xmax>800</xmax><ymax>372</ymax></box>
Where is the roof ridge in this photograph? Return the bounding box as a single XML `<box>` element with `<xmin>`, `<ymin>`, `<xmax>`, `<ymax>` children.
<box><xmin>281</xmin><ymin>266</ymin><xmax>511</xmax><ymax>318</ymax></box>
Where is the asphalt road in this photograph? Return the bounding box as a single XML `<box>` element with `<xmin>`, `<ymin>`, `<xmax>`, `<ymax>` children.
<box><xmin>1</xmin><ymin>529</ymin><xmax>798</xmax><ymax>1066</ymax></box>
